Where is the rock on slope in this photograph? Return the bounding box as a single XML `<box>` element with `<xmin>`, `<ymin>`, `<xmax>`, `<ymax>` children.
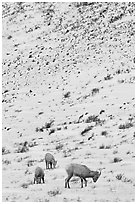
<box><xmin>2</xmin><ymin>2</ymin><xmax>135</xmax><ymax>202</ymax></box>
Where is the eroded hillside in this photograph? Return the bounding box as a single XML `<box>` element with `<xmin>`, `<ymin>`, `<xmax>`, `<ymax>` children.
<box><xmin>2</xmin><ymin>2</ymin><xmax>135</xmax><ymax>202</ymax></box>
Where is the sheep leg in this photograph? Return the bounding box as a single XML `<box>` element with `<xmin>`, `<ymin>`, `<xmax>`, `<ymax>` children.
<box><xmin>46</xmin><ymin>161</ymin><xmax>48</xmax><ymax>169</ymax></box>
<box><xmin>65</xmin><ymin>178</ymin><xmax>68</xmax><ymax>188</ymax></box>
<box><xmin>37</xmin><ymin>177</ymin><xmax>40</xmax><ymax>184</ymax></box>
<box><xmin>65</xmin><ymin>175</ymin><xmax>72</xmax><ymax>188</ymax></box>
<box><xmin>80</xmin><ymin>177</ymin><xmax>84</xmax><ymax>188</ymax></box>
<box><xmin>83</xmin><ymin>178</ymin><xmax>87</xmax><ymax>187</ymax></box>
<box><xmin>37</xmin><ymin>178</ymin><xmax>39</xmax><ymax>184</ymax></box>
<box><xmin>42</xmin><ymin>176</ymin><xmax>45</xmax><ymax>183</ymax></box>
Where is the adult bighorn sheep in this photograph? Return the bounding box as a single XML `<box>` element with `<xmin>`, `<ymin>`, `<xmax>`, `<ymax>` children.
<box><xmin>34</xmin><ymin>167</ymin><xmax>45</xmax><ymax>184</ymax></box>
<box><xmin>45</xmin><ymin>153</ymin><xmax>57</xmax><ymax>169</ymax></box>
<box><xmin>65</xmin><ymin>163</ymin><xmax>103</xmax><ymax>188</ymax></box>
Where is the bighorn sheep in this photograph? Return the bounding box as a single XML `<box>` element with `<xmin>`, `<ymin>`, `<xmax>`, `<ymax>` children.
<box><xmin>45</xmin><ymin>153</ymin><xmax>57</xmax><ymax>169</ymax></box>
<box><xmin>65</xmin><ymin>163</ymin><xmax>103</xmax><ymax>188</ymax></box>
<box><xmin>34</xmin><ymin>167</ymin><xmax>45</xmax><ymax>184</ymax></box>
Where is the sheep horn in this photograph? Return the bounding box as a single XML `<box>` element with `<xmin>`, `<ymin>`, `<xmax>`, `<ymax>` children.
<box><xmin>97</xmin><ymin>170</ymin><xmax>101</xmax><ymax>175</ymax></box>
<box><xmin>97</xmin><ymin>167</ymin><xmax>105</xmax><ymax>175</ymax></box>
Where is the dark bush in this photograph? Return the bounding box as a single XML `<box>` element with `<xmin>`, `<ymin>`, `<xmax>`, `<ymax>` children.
<box><xmin>49</xmin><ymin>128</ymin><xmax>55</xmax><ymax>135</ymax></box>
<box><xmin>99</xmin><ymin>144</ymin><xmax>111</xmax><ymax>149</ymax></box>
<box><xmin>99</xmin><ymin>144</ymin><xmax>105</xmax><ymax>149</ymax></box>
<box><xmin>28</xmin><ymin>141</ymin><xmax>38</xmax><ymax>147</ymax></box>
<box><xmin>15</xmin><ymin>142</ymin><xmax>29</xmax><ymax>153</ymax></box>
<box><xmin>109</xmin><ymin>13</ymin><xmax>124</xmax><ymax>23</ymax></box>
<box><xmin>16</xmin><ymin>146</ymin><xmax>29</xmax><ymax>153</ymax></box>
<box><xmin>85</xmin><ymin>115</ymin><xmax>98</xmax><ymax>123</ymax></box>
<box><xmin>2</xmin><ymin>159</ymin><xmax>11</xmax><ymax>165</ymax></box>
<box><xmin>2</xmin><ymin>147</ymin><xmax>10</xmax><ymax>155</ymax></box>
<box><xmin>113</xmin><ymin>157</ymin><xmax>122</xmax><ymax>163</ymax></box>
<box><xmin>63</xmin><ymin>150</ymin><xmax>71</xmax><ymax>158</ymax></box>
<box><xmin>45</xmin><ymin>120</ymin><xmax>54</xmax><ymax>129</ymax></box>
<box><xmin>57</xmin><ymin>127</ymin><xmax>61</xmax><ymax>131</ymax></box>
<box><xmin>56</xmin><ymin>143</ymin><xmax>63</xmax><ymax>151</ymax></box>
<box><xmin>21</xmin><ymin>181</ymin><xmax>33</xmax><ymax>188</ymax></box>
<box><xmin>101</xmin><ymin>131</ymin><xmax>108</xmax><ymax>136</ymax></box>
<box><xmin>81</xmin><ymin>126</ymin><xmax>93</xmax><ymax>135</ymax></box>
<box><xmin>74</xmin><ymin>2</ymin><xmax>94</xmax><ymax>7</ymax></box>
<box><xmin>85</xmin><ymin>115</ymin><xmax>105</xmax><ymax>126</ymax></box>
<box><xmin>104</xmin><ymin>74</ymin><xmax>113</xmax><ymax>80</ymax></box>
<box><xmin>35</xmin><ymin>120</ymin><xmax>54</xmax><ymax>132</ymax></box>
<box><xmin>119</xmin><ymin>122</ymin><xmax>133</xmax><ymax>129</ymax></box>
<box><xmin>27</xmin><ymin>160</ymin><xmax>35</xmax><ymax>167</ymax></box>
<box><xmin>64</xmin><ymin>91</ymin><xmax>70</xmax><ymax>98</ymax></box>
<box><xmin>35</xmin><ymin>127</ymin><xmax>44</xmax><ymax>132</ymax></box>
<box><xmin>7</xmin><ymin>35</ymin><xmax>12</xmax><ymax>39</ymax></box>
<box><xmin>116</xmin><ymin>173</ymin><xmax>123</xmax><ymax>180</ymax></box>
<box><xmin>92</xmin><ymin>88</ymin><xmax>99</xmax><ymax>96</ymax></box>
<box><xmin>48</xmin><ymin>188</ymin><xmax>61</xmax><ymax>197</ymax></box>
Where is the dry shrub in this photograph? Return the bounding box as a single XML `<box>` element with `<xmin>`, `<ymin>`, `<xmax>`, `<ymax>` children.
<box><xmin>99</xmin><ymin>144</ymin><xmax>105</xmax><ymax>149</ymax></box>
<box><xmin>49</xmin><ymin>128</ymin><xmax>55</xmax><ymax>135</ymax></box>
<box><xmin>99</xmin><ymin>144</ymin><xmax>111</xmax><ymax>149</ymax></box>
<box><xmin>28</xmin><ymin>141</ymin><xmax>38</xmax><ymax>147</ymax></box>
<box><xmin>116</xmin><ymin>174</ymin><xmax>133</xmax><ymax>183</ymax></box>
<box><xmin>63</xmin><ymin>150</ymin><xmax>71</xmax><ymax>157</ymax></box>
<box><xmin>35</xmin><ymin>120</ymin><xmax>54</xmax><ymax>132</ymax></box>
<box><xmin>21</xmin><ymin>181</ymin><xmax>33</xmax><ymax>188</ymax></box>
<box><xmin>92</xmin><ymin>88</ymin><xmax>99</xmax><ymax>96</ymax></box>
<box><xmin>113</xmin><ymin>150</ymin><xmax>118</xmax><ymax>154</ymax></box>
<box><xmin>85</xmin><ymin>115</ymin><xmax>98</xmax><ymax>123</ymax></box>
<box><xmin>2</xmin><ymin>159</ymin><xmax>11</xmax><ymax>165</ymax></box>
<box><xmin>116</xmin><ymin>173</ymin><xmax>123</xmax><ymax>180</ymax></box>
<box><xmin>16</xmin><ymin>143</ymin><xmax>29</xmax><ymax>153</ymax></box>
<box><xmin>45</xmin><ymin>120</ymin><xmax>54</xmax><ymax>129</ymax></box>
<box><xmin>104</xmin><ymin>74</ymin><xmax>113</xmax><ymax>80</ymax></box>
<box><xmin>113</xmin><ymin>157</ymin><xmax>122</xmax><ymax>163</ymax></box>
<box><xmin>74</xmin><ymin>2</ymin><xmax>94</xmax><ymax>7</ymax></box>
<box><xmin>119</xmin><ymin>122</ymin><xmax>133</xmax><ymax>129</ymax></box>
<box><xmin>25</xmin><ymin>169</ymin><xmax>32</xmax><ymax>175</ymax></box>
<box><xmin>56</xmin><ymin>143</ymin><xmax>63</xmax><ymax>151</ymax></box>
<box><xmin>101</xmin><ymin>131</ymin><xmax>108</xmax><ymax>136</ymax></box>
<box><xmin>85</xmin><ymin>115</ymin><xmax>105</xmax><ymax>126</ymax></box>
<box><xmin>27</xmin><ymin>160</ymin><xmax>35</xmax><ymax>167</ymax></box>
<box><xmin>63</xmin><ymin>91</ymin><xmax>70</xmax><ymax>98</ymax></box>
<box><xmin>36</xmin><ymin>127</ymin><xmax>44</xmax><ymax>132</ymax></box>
<box><xmin>81</xmin><ymin>126</ymin><xmax>93</xmax><ymax>135</ymax></box>
<box><xmin>48</xmin><ymin>188</ymin><xmax>61</xmax><ymax>197</ymax></box>
<box><xmin>2</xmin><ymin>147</ymin><xmax>10</xmax><ymax>155</ymax></box>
